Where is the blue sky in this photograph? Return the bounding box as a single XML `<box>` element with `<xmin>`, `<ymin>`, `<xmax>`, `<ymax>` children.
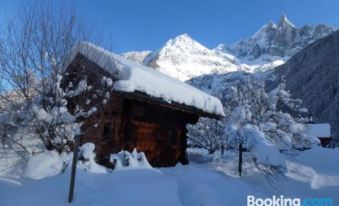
<box><xmin>1</xmin><ymin>0</ymin><xmax>338</xmax><ymax>53</ymax></box>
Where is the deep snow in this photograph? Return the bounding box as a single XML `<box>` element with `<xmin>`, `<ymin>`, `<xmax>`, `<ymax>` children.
<box><xmin>0</xmin><ymin>147</ymin><xmax>338</xmax><ymax>206</ymax></box>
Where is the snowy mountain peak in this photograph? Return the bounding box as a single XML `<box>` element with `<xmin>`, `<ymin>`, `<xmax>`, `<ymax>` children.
<box><xmin>267</xmin><ymin>20</ymin><xmax>277</xmax><ymax>29</ymax></box>
<box><xmin>251</xmin><ymin>14</ymin><xmax>295</xmax><ymax>41</ymax></box>
<box><xmin>122</xmin><ymin>50</ymin><xmax>152</xmax><ymax>64</ymax></box>
<box><xmin>141</xmin><ymin>34</ymin><xmax>239</xmax><ymax>81</ymax></box>
<box><xmin>278</xmin><ymin>14</ymin><xmax>295</xmax><ymax>28</ymax></box>
<box><xmin>169</xmin><ymin>33</ymin><xmax>193</xmax><ymax>44</ymax></box>
<box><xmin>160</xmin><ymin>33</ymin><xmax>209</xmax><ymax>55</ymax></box>
<box><xmin>226</xmin><ymin>14</ymin><xmax>335</xmax><ymax>62</ymax></box>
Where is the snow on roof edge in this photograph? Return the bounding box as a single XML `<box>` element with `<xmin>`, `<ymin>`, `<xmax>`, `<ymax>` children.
<box><xmin>69</xmin><ymin>42</ymin><xmax>225</xmax><ymax>117</ymax></box>
<box><xmin>305</xmin><ymin>123</ymin><xmax>331</xmax><ymax>137</ymax></box>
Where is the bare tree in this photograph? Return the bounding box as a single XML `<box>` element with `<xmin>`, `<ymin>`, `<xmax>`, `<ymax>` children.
<box><xmin>1</xmin><ymin>2</ymin><xmax>90</xmax><ymax>103</ymax></box>
<box><xmin>0</xmin><ymin>1</ymin><xmax>106</xmax><ymax>154</ymax></box>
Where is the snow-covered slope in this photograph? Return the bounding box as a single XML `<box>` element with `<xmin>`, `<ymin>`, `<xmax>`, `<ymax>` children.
<box><xmin>217</xmin><ymin>14</ymin><xmax>335</xmax><ymax>70</ymax></box>
<box><xmin>122</xmin><ymin>51</ymin><xmax>152</xmax><ymax>64</ymax></box>
<box><xmin>137</xmin><ymin>34</ymin><xmax>241</xmax><ymax>81</ymax></box>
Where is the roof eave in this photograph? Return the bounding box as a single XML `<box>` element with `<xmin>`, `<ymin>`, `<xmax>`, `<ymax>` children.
<box><xmin>119</xmin><ymin>91</ymin><xmax>224</xmax><ymax>119</ymax></box>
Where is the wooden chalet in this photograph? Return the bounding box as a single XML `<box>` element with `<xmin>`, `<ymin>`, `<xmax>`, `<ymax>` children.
<box><xmin>305</xmin><ymin>123</ymin><xmax>332</xmax><ymax>147</ymax></box>
<box><xmin>64</xmin><ymin>42</ymin><xmax>224</xmax><ymax>167</ymax></box>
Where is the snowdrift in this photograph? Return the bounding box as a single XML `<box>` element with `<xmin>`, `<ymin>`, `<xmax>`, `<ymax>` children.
<box><xmin>0</xmin><ymin>147</ymin><xmax>338</xmax><ymax>206</ymax></box>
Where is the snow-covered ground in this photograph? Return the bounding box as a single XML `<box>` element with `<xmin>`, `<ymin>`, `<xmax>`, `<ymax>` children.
<box><xmin>0</xmin><ymin>147</ymin><xmax>338</xmax><ymax>206</ymax></box>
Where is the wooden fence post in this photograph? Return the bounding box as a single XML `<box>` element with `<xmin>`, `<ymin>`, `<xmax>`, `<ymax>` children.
<box><xmin>238</xmin><ymin>142</ymin><xmax>243</xmax><ymax>177</ymax></box>
<box><xmin>68</xmin><ymin>135</ymin><xmax>80</xmax><ymax>203</ymax></box>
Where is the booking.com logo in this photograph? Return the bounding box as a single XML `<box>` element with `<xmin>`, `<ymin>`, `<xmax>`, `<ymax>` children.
<box><xmin>247</xmin><ymin>195</ymin><xmax>333</xmax><ymax>206</ymax></box>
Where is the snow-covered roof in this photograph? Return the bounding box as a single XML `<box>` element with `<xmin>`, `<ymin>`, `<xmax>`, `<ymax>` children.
<box><xmin>305</xmin><ymin>123</ymin><xmax>331</xmax><ymax>138</ymax></box>
<box><xmin>69</xmin><ymin>42</ymin><xmax>225</xmax><ymax>117</ymax></box>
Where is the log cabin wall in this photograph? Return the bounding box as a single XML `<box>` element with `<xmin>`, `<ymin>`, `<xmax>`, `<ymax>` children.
<box><xmin>80</xmin><ymin>95</ymin><xmax>199</xmax><ymax>167</ymax></box>
<box><xmin>121</xmin><ymin>98</ymin><xmax>198</xmax><ymax>167</ymax></box>
<box><xmin>80</xmin><ymin>93</ymin><xmax>125</xmax><ymax>162</ymax></box>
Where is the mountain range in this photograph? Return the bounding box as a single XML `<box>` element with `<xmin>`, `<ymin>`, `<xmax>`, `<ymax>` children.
<box><xmin>123</xmin><ymin>14</ymin><xmax>335</xmax><ymax>81</ymax></box>
<box><xmin>122</xmin><ymin>14</ymin><xmax>338</xmax><ymax>139</ymax></box>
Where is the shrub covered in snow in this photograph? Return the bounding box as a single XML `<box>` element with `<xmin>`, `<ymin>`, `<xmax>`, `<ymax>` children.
<box><xmin>24</xmin><ymin>150</ymin><xmax>70</xmax><ymax>179</ymax></box>
<box><xmin>239</xmin><ymin>125</ymin><xmax>285</xmax><ymax>167</ymax></box>
<box><xmin>24</xmin><ymin>144</ymin><xmax>153</xmax><ymax>179</ymax></box>
<box><xmin>24</xmin><ymin>142</ymin><xmax>108</xmax><ymax>179</ymax></box>
<box><xmin>77</xmin><ymin>143</ymin><xmax>107</xmax><ymax>174</ymax></box>
<box><xmin>109</xmin><ymin>149</ymin><xmax>153</xmax><ymax>170</ymax></box>
<box><xmin>187</xmin><ymin>118</ymin><xmax>225</xmax><ymax>154</ymax></box>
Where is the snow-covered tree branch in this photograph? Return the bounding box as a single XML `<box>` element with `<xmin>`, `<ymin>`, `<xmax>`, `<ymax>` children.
<box><xmin>188</xmin><ymin>73</ymin><xmax>320</xmax><ymax>178</ymax></box>
<box><xmin>187</xmin><ymin>118</ymin><xmax>225</xmax><ymax>154</ymax></box>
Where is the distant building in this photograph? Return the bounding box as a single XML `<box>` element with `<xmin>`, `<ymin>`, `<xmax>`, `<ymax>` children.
<box><xmin>305</xmin><ymin>123</ymin><xmax>332</xmax><ymax>147</ymax></box>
